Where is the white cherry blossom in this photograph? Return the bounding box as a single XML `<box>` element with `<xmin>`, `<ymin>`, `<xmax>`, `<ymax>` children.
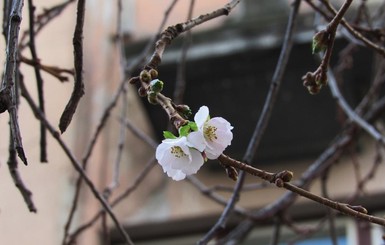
<box><xmin>155</xmin><ymin>136</ymin><xmax>204</xmax><ymax>181</ymax></box>
<box><xmin>188</xmin><ymin>106</ymin><xmax>233</xmax><ymax>159</ymax></box>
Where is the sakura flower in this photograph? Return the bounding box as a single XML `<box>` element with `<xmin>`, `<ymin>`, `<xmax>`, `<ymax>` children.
<box><xmin>188</xmin><ymin>106</ymin><xmax>233</xmax><ymax>159</ymax></box>
<box><xmin>155</xmin><ymin>136</ymin><xmax>204</xmax><ymax>181</ymax></box>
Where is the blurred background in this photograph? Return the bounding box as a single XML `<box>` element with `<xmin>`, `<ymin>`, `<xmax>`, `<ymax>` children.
<box><xmin>1</xmin><ymin>0</ymin><xmax>385</xmax><ymax>244</ymax></box>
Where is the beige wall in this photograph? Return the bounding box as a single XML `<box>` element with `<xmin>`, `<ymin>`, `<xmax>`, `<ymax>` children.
<box><xmin>0</xmin><ymin>1</ymin><xmax>232</xmax><ymax>244</ymax></box>
<box><xmin>0</xmin><ymin>1</ymin><xmax>77</xmax><ymax>244</ymax></box>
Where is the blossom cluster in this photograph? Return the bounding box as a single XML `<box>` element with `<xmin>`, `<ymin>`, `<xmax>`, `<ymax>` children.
<box><xmin>155</xmin><ymin>106</ymin><xmax>233</xmax><ymax>181</ymax></box>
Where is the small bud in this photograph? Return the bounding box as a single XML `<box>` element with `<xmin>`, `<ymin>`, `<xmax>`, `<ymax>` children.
<box><xmin>149</xmin><ymin>79</ymin><xmax>164</xmax><ymax>93</ymax></box>
<box><xmin>312</xmin><ymin>30</ymin><xmax>329</xmax><ymax>54</ymax></box>
<box><xmin>280</xmin><ymin>170</ymin><xmax>293</xmax><ymax>182</ymax></box>
<box><xmin>128</xmin><ymin>76</ymin><xmax>140</xmax><ymax>84</ymax></box>
<box><xmin>140</xmin><ymin>70</ymin><xmax>151</xmax><ymax>83</ymax></box>
<box><xmin>149</xmin><ymin>69</ymin><xmax>158</xmax><ymax>79</ymax></box>
<box><xmin>225</xmin><ymin>166</ymin><xmax>238</xmax><ymax>181</ymax></box>
<box><xmin>147</xmin><ymin>91</ymin><xmax>158</xmax><ymax>105</ymax></box>
<box><xmin>307</xmin><ymin>85</ymin><xmax>321</xmax><ymax>95</ymax></box>
<box><xmin>315</xmin><ymin>72</ymin><xmax>328</xmax><ymax>86</ymax></box>
<box><xmin>275</xmin><ymin>178</ymin><xmax>284</xmax><ymax>188</ymax></box>
<box><xmin>347</xmin><ymin>205</ymin><xmax>368</xmax><ymax>214</ymax></box>
<box><xmin>138</xmin><ymin>87</ymin><xmax>147</xmax><ymax>97</ymax></box>
<box><xmin>0</xmin><ymin>90</ymin><xmax>9</xmax><ymax>113</ymax></box>
<box><xmin>175</xmin><ymin>104</ymin><xmax>192</xmax><ymax>118</ymax></box>
<box><xmin>302</xmin><ymin>72</ymin><xmax>315</xmax><ymax>87</ymax></box>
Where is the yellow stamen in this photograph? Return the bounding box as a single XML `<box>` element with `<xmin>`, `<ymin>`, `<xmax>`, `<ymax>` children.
<box><xmin>170</xmin><ymin>146</ymin><xmax>187</xmax><ymax>158</ymax></box>
<box><xmin>204</xmin><ymin>125</ymin><xmax>218</xmax><ymax>142</ymax></box>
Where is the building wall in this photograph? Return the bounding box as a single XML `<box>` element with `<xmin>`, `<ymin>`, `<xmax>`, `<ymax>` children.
<box><xmin>0</xmin><ymin>1</ymin><xmax>233</xmax><ymax>244</ymax></box>
<box><xmin>0</xmin><ymin>1</ymin><xmax>77</xmax><ymax>244</ymax></box>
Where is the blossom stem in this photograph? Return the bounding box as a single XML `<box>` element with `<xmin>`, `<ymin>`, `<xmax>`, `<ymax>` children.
<box><xmin>218</xmin><ymin>154</ymin><xmax>276</xmax><ymax>182</ymax></box>
<box><xmin>156</xmin><ymin>93</ymin><xmax>188</xmax><ymax>129</ymax></box>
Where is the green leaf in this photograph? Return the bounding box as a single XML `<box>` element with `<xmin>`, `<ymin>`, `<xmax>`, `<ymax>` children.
<box><xmin>179</xmin><ymin>124</ymin><xmax>191</xmax><ymax>137</ymax></box>
<box><xmin>188</xmin><ymin>121</ymin><xmax>198</xmax><ymax>131</ymax></box>
<box><xmin>163</xmin><ymin>131</ymin><xmax>177</xmax><ymax>139</ymax></box>
<box><xmin>312</xmin><ymin>30</ymin><xmax>328</xmax><ymax>54</ymax></box>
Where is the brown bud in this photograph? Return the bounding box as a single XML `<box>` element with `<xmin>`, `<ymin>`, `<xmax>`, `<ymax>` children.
<box><xmin>307</xmin><ymin>85</ymin><xmax>321</xmax><ymax>95</ymax></box>
<box><xmin>275</xmin><ymin>178</ymin><xmax>284</xmax><ymax>188</ymax></box>
<box><xmin>0</xmin><ymin>90</ymin><xmax>9</xmax><ymax>113</ymax></box>
<box><xmin>138</xmin><ymin>87</ymin><xmax>147</xmax><ymax>97</ymax></box>
<box><xmin>149</xmin><ymin>69</ymin><xmax>158</xmax><ymax>79</ymax></box>
<box><xmin>128</xmin><ymin>76</ymin><xmax>140</xmax><ymax>84</ymax></box>
<box><xmin>225</xmin><ymin>166</ymin><xmax>238</xmax><ymax>181</ymax></box>
<box><xmin>280</xmin><ymin>170</ymin><xmax>293</xmax><ymax>182</ymax></box>
<box><xmin>140</xmin><ymin>70</ymin><xmax>151</xmax><ymax>83</ymax></box>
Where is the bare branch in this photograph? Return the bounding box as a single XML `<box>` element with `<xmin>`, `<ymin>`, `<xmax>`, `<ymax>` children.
<box><xmin>59</xmin><ymin>0</ymin><xmax>86</xmax><ymax>133</ymax></box>
<box><xmin>1</xmin><ymin>0</ymin><xmax>28</xmax><ymax>165</ymax></box>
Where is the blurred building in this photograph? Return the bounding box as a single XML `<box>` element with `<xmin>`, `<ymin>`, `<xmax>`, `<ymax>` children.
<box><xmin>0</xmin><ymin>1</ymin><xmax>385</xmax><ymax>245</ymax></box>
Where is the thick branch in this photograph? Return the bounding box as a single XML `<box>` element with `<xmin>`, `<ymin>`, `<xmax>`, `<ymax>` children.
<box><xmin>2</xmin><ymin>0</ymin><xmax>28</xmax><ymax>165</ymax></box>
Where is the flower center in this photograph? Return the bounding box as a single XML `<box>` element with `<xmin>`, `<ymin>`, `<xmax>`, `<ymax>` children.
<box><xmin>204</xmin><ymin>125</ymin><xmax>218</xmax><ymax>142</ymax></box>
<box><xmin>170</xmin><ymin>146</ymin><xmax>187</xmax><ymax>158</ymax></box>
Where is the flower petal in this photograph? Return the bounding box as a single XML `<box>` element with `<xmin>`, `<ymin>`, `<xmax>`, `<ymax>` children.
<box><xmin>165</xmin><ymin>168</ymin><xmax>186</xmax><ymax>181</ymax></box>
<box><xmin>203</xmin><ymin>117</ymin><xmax>233</xmax><ymax>159</ymax></box>
<box><xmin>194</xmin><ymin>106</ymin><xmax>209</xmax><ymax>128</ymax></box>
<box><xmin>155</xmin><ymin>142</ymin><xmax>169</xmax><ymax>163</ymax></box>
<box><xmin>187</xmin><ymin>131</ymin><xmax>206</xmax><ymax>152</ymax></box>
<box><xmin>171</xmin><ymin>148</ymin><xmax>204</xmax><ymax>175</ymax></box>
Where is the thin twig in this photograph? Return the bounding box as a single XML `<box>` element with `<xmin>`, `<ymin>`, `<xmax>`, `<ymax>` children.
<box><xmin>19</xmin><ymin>79</ymin><xmax>134</xmax><ymax>245</ymax></box>
<box><xmin>67</xmin><ymin>159</ymin><xmax>157</xmax><ymax>244</ymax></box>
<box><xmin>303</xmin><ymin>0</ymin><xmax>353</xmax><ymax>94</ymax></box>
<box><xmin>199</xmin><ymin>1</ymin><xmax>302</xmax><ymax>243</ymax></box>
<box><xmin>103</xmin><ymin>91</ymin><xmax>128</xmax><ymax>196</ymax></box>
<box><xmin>173</xmin><ymin>0</ymin><xmax>195</xmax><ymax>104</ymax></box>
<box><xmin>221</xmin><ymin>153</ymin><xmax>372</xmax><ymax>221</ymax></box>
<box><xmin>27</xmin><ymin>0</ymin><xmax>47</xmax><ymax>162</ymax></box>
<box><xmin>320</xmin><ymin>170</ymin><xmax>338</xmax><ymax>245</ymax></box>
<box><xmin>125</xmin><ymin>0</ymin><xmax>180</xmax><ymax>73</ymax></box>
<box><xmin>198</xmin><ymin>170</ymin><xmax>246</xmax><ymax>245</ymax></box>
<box><xmin>284</xmin><ymin>215</ymin><xmax>328</xmax><ymax>245</ymax></box>
<box><xmin>104</xmin><ymin>0</ymin><xmax>129</xmax><ymax>196</ymax></box>
<box><xmin>63</xmin><ymin>0</ymin><xmax>181</xmax><ymax>241</ymax></box>
<box><xmin>59</xmin><ymin>0</ymin><xmax>86</xmax><ymax>133</ymax></box>
<box><xmin>133</xmin><ymin>0</ymin><xmax>241</xmax><ymax>72</ymax></box>
<box><xmin>20</xmin><ymin>55</ymin><xmax>73</xmax><ymax>82</ymax></box>
<box><xmin>7</xmin><ymin>131</ymin><xmax>37</xmax><ymax>212</ymax></box>
<box><xmin>186</xmin><ymin>176</ymin><xmax>249</xmax><ymax>215</ymax></box>
<box><xmin>346</xmin><ymin>142</ymin><xmax>383</xmax><ymax>202</ymax></box>
<box><xmin>244</xmin><ymin>0</ymin><xmax>301</xmax><ymax>164</ymax></box>
<box><xmin>305</xmin><ymin>0</ymin><xmax>385</xmax><ymax>56</ymax></box>
<box><xmin>328</xmin><ymin>67</ymin><xmax>385</xmax><ymax>145</ymax></box>
<box><xmin>270</xmin><ymin>216</ymin><xmax>282</xmax><ymax>245</ymax></box>
<box><xmin>20</xmin><ymin>0</ymin><xmax>76</xmax><ymax>50</ymax></box>
<box><xmin>207</xmin><ymin>182</ymin><xmax>271</xmax><ymax>193</ymax></box>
